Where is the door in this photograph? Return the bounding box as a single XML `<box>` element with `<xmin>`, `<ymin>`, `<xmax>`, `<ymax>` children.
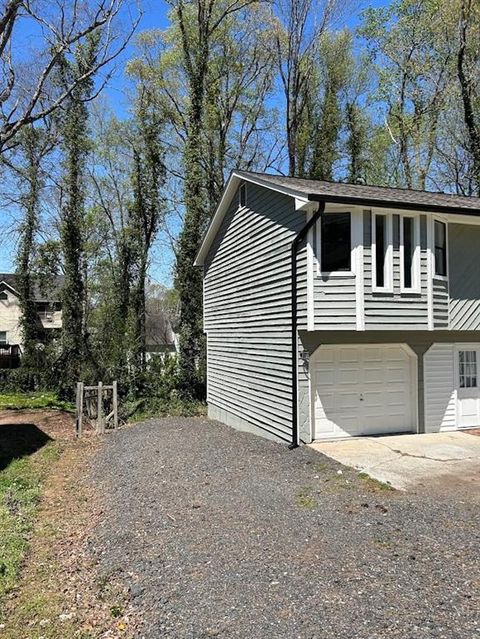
<box><xmin>457</xmin><ymin>348</ymin><xmax>480</xmax><ymax>428</ymax></box>
<box><xmin>313</xmin><ymin>344</ymin><xmax>415</xmax><ymax>439</ymax></box>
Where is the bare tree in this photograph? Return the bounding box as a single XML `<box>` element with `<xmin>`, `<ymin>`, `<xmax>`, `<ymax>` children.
<box><xmin>0</xmin><ymin>0</ymin><xmax>140</xmax><ymax>153</ymax></box>
<box><xmin>457</xmin><ymin>0</ymin><xmax>480</xmax><ymax>194</ymax></box>
<box><xmin>273</xmin><ymin>0</ymin><xmax>341</xmax><ymax>176</ymax></box>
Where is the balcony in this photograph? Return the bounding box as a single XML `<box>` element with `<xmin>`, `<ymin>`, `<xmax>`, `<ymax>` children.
<box><xmin>0</xmin><ymin>344</ymin><xmax>21</xmax><ymax>369</ymax></box>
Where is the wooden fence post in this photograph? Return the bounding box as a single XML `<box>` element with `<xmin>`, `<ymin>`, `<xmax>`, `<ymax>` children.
<box><xmin>97</xmin><ymin>381</ymin><xmax>104</xmax><ymax>434</ymax></box>
<box><xmin>113</xmin><ymin>380</ymin><xmax>118</xmax><ymax>429</ymax></box>
<box><xmin>75</xmin><ymin>382</ymin><xmax>84</xmax><ymax>437</ymax></box>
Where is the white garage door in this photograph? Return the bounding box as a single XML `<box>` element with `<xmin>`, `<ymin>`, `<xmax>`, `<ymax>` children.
<box><xmin>313</xmin><ymin>344</ymin><xmax>415</xmax><ymax>439</ymax></box>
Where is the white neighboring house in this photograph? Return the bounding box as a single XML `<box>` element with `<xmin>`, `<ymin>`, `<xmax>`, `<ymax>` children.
<box><xmin>0</xmin><ymin>273</ymin><xmax>62</xmax><ymax>367</ymax></box>
<box><xmin>145</xmin><ymin>282</ymin><xmax>178</xmax><ymax>360</ymax></box>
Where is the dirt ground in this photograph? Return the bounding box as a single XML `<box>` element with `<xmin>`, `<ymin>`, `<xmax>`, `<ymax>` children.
<box><xmin>0</xmin><ymin>409</ymin><xmax>139</xmax><ymax>638</ymax></box>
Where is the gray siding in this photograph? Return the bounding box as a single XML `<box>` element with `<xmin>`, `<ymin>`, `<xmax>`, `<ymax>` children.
<box><xmin>313</xmin><ymin>275</ymin><xmax>356</xmax><ymax>329</ymax></box>
<box><xmin>449</xmin><ymin>223</ymin><xmax>480</xmax><ymax>330</ymax></box>
<box><xmin>363</xmin><ymin>211</ymin><xmax>429</xmax><ymax>329</ymax></box>
<box><xmin>204</xmin><ymin>183</ymin><xmax>304</xmax><ymax>441</ymax></box>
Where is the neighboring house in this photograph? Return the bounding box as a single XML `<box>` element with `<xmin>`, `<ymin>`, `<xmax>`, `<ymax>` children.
<box><xmin>195</xmin><ymin>171</ymin><xmax>480</xmax><ymax>445</ymax></box>
<box><xmin>145</xmin><ymin>283</ymin><xmax>178</xmax><ymax>360</ymax></box>
<box><xmin>0</xmin><ymin>274</ymin><xmax>62</xmax><ymax>367</ymax></box>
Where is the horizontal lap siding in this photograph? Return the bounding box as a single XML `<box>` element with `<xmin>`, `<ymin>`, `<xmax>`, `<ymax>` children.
<box><xmin>313</xmin><ymin>276</ymin><xmax>356</xmax><ymax>329</ymax></box>
<box><xmin>449</xmin><ymin>224</ymin><xmax>480</xmax><ymax>330</ymax></box>
<box><xmin>434</xmin><ymin>278</ymin><xmax>449</xmax><ymax>328</ymax></box>
<box><xmin>204</xmin><ymin>184</ymin><xmax>303</xmax><ymax>441</ymax></box>
<box><xmin>424</xmin><ymin>343</ymin><xmax>457</xmax><ymax>432</ymax></box>
<box><xmin>364</xmin><ymin>211</ymin><xmax>429</xmax><ymax>329</ymax></box>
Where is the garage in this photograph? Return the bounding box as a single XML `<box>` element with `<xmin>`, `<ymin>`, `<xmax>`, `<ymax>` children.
<box><xmin>312</xmin><ymin>344</ymin><xmax>416</xmax><ymax>439</ymax></box>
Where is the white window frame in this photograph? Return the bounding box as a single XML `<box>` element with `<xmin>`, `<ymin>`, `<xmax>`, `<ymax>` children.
<box><xmin>400</xmin><ymin>213</ymin><xmax>421</xmax><ymax>293</ymax></box>
<box><xmin>433</xmin><ymin>216</ymin><xmax>448</xmax><ymax>281</ymax></box>
<box><xmin>372</xmin><ymin>210</ymin><xmax>393</xmax><ymax>293</ymax></box>
<box><xmin>315</xmin><ymin>210</ymin><xmax>354</xmax><ymax>277</ymax></box>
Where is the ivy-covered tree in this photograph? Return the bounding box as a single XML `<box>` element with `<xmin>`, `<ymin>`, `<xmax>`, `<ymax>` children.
<box><xmin>57</xmin><ymin>34</ymin><xmax>100</xmax><ymax>397</ymax></box>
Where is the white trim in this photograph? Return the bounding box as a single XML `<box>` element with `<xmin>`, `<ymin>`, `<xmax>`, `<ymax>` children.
<box><xmin>352</xmin><ymin>210</ymin><xmax>365</xmax><ymax>330</ymax></box>
<box><xmin>306</xmin><ymin>209</ymin><xmax>315</xmax><ymax>331</ymax></box>
<box><xmin>371</xmin><ymin>210</ymin><xmax>393</xmax><ymax>293</ymax></box>
<box><xmin>399</xmin><ymin>212</ymin><xmax>421</xmax><ymax>293</ymax></box>
<box><xmin>426</xmin><ymin>215</ymin><xmax>434</xmax><ymax>330</ymax></box>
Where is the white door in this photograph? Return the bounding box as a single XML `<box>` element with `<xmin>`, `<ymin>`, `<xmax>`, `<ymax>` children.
<box><xmin>313</xmin><ymin>344</ymin><xmax>415</xmax><ymax>439</ymax></box>
<box><xmin>457</xmin><ymin>348</ymin><xmax>480</xmax><ymax>428</ymax></box>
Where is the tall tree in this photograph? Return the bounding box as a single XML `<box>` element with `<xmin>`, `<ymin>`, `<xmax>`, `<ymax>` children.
<box><xmin>456</xmin><ymin>0</ymin><xmax>480</xmax><ymax>194</ymax></box>
<box><xmin>163</xmin><ymin>0</ymin><xmax>261</xmax><ymax>398</ymax></box>
<box><xmin>126</xmin><ymin>89</ymin><xmax>166</xmax><ymax>391</ymax></box>
<box><xmin>57</xmin><ymin>34</ymin><xmax>99</xmax><ymax>397</ymax></box>
<box><xmin>273</xmin><ymin>0</ymin><xmax>343</xmax><ymax>177</ymax></box>
<box><xmin>15</xmin><ymin>125</ymin><xmax>53</xmax><ymax>369</ymax></box>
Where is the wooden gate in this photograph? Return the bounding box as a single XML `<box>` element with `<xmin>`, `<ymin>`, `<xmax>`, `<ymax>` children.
<box><xmin>75</xmin><ymin>381</ymin><xmax>119</xmax><ymax>437</ymax></box>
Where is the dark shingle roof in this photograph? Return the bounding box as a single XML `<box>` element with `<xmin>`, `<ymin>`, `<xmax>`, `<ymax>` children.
<box><xmin>0</xmin><ymin>273</ymin><xmax>63</xmax><ymax>302</ymax></box>
<box><xmin>236</xmin><ymin>171</ymin><xmax>480</xmax><ymax>213</ymax></box>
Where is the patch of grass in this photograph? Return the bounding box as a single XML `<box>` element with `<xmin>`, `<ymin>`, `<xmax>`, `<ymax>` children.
<box><xmin>358</xmin><ymin>472</ymin><xmax>394</xmax><ymax>492</ymax></box>
<box><xmin>297</xmin><ymin>486</ymin><xmax>317</xmax><ymax>509</ymax></box>
<box><xmin>0</xmin><ymin>392</ymin><xmax>74</xmax><ymax>412</ymax></box>
<box><xmin>128</xmin><ymin>398</ymin><xmax>207</xmax><ymax>422</ymax></box>
<box><xmin>0</xmin><ymin>440</ymin><xmax>61</xmax><ymax>618</ymax></box>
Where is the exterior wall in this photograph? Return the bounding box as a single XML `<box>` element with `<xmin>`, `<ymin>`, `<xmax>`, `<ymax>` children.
<box><xmin>424</xmin><ymin>343</ymin><xmax>457</xmax><ymax>432</ymax></box>
<box><xmin>0</xmin><ymin>287</ymin><xmax>62</xmax><ymax>350</ymax></box>
<box><xmin>449</xmin><ymin>223</ymin><xmax>480</xmax><ymax>330</ymax></box>
<box><xmin>203</xmin><ymin>182</ymin><xmax>305</xmax><ymax>442</ymax></box>
<box><xmin>0</xmin><ymin>288</ymin><xmax>23</xmax><ymax>345</ymax></box>
<box><xmin>298</xmin><ymin>330</ymin><xmax>480</xmax><ymax>442</ymax></box>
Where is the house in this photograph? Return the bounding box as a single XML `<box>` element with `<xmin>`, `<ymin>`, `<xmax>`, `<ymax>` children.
<box><xmin>145</xmin><ymin>282</ymin><xmax>178</xmax><ymax>360</ymax></box>
<box><xmin>0</xmin><ymin>274</ymin><xmax>62</xmax><ymax>367</ymax></box>
<box><xmin>195</xmin><ymin>171</ymin><xmax>480</xmax><ymax>445</ymax></box>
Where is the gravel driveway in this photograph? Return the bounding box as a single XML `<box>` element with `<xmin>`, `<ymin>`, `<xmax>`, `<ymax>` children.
<box><xmin>90</xmin><ymin>418</ymin><xmax>480</xmax><ymax>639</ymax></box>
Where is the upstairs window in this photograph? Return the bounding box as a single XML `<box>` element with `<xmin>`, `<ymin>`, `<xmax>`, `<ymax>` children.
<box><xmin>239</xmin><ymin>183</ymin><xmax>247</xmax><ymax>208</ymax></box>
<box><xmin>373</xmin><ymin>212</ymin><xmax>392</xmax><ymax>291</ymax></box>
<box><xmin>320</xmin><ymin>213</ymin><xmax>351</xmax><ymax>272</ymax></box>
<box><xmin>401</xmin><ymin>214</ymin><xmax>420</xmax><ymax>292</ymax></box>
<box><xmin>0</xmin><ymin>331</ymin><xmax>6</xmax><ymax>344</ymax></box>
<box><xmin>0</xmin><ymin>291</ymin><xmax>7</xmax><ymax>300</ymax></box>
<box><xmin>434</xmin><ymin>220</ymin><xmax>447</xmax><ymax>277</ymax></box>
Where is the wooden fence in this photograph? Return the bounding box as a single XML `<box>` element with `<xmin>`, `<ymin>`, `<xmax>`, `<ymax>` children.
<box><xmin>75</xmin><ymin>381</ymin><xmax>118</xmax><ymax>437</ymax></box>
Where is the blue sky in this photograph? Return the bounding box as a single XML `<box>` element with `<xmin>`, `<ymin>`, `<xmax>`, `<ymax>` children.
<box><xmin>0</xmin><ymin>0</ymin><xmax>389</xmax><ymax>284</ymax></box>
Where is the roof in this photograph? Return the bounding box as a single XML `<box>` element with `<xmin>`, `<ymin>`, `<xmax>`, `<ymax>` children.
<box><xmin>238</xmin><ymin>171</ymin><xmax>480</xmax><ymax>212</ymax></box>
<box><xmin>0</xmin><ymin>273</ymin><xmax>64</xmax><ymax>302</ymax></box>
<box><xmin>195</xmin><ymin>171</ymin><xmax>480</xmax><ymax>265</ymax></box>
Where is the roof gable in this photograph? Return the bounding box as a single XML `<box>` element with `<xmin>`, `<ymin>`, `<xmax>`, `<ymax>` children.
<box><xmin>195</xmin><ymin>171</ymin><xmax>480</xmax><ymax>266</ymax></box>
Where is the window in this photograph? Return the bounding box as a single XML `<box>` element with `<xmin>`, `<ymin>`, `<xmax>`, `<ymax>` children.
<box><xmin>401</xmin><ymin>215</ymin><xmax>420</xmax><ymax>292</ymax></box>
<box><xmin>320</xmin><ymin>213</ymin><xmax>351</xmax><ymax>272</ymax></box>
<box><xmin>459</xmin><ymin>350</ymin><xmax>477</xmax><ymax>388</ymax></box>
<box><xmin>239</xmin><ymin>183</ymin><xmax>247</xmax><ymax>208</ymax></box>
<box><xmin>0</xmin><ymin>331</ymin><xmax>6</xmax><ymax>344</ymax></box>
<box><xmin>434</xmin><ymin>220</ymin><xmax>447</xmax><ymax>277</ymax></box>
<box><xmin>373</xmin><ymin>213</ymin><xmax>392</xmax><ymax>290</ymax></box>
<box><xmin>0</xmin><ymin>291</ymin><xmax>6</xmax><ymax>300</ymax></box>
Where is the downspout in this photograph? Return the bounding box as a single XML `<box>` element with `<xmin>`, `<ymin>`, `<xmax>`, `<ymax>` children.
<box><xmin>289</xmin><ymin>200</ymin><xmax>325</xmax><ymax>449</ymax></box>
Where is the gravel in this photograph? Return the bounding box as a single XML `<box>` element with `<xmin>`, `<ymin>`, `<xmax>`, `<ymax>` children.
<box><xmin>89</xmin><ymin>417</ymin><xmax>480</xmax><ymax>639</ymax></box>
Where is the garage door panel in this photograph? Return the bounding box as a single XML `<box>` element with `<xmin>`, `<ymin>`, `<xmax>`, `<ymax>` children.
<box><xmin>313</xmin><ymin>344</ymin><xmax>414</xmax><ymax>439</ymax></box>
